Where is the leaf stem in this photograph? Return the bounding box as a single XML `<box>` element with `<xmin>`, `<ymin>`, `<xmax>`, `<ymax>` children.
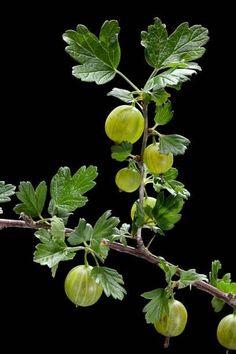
<box><xmin>146</xmin><ymin>68</ymin><xmax>158</xmax><ymax>83</ymax></box>
<box><xmin>136</xmin><ymin>101</ymin><xmax>149</xmax><ymax>247</ymax></box>
<box><xmin>116</xmin><ymin>70</ymin><xmax>140</xmax><ymax>91</ymax></box>
<box><xmin>67</xmin><ymin>246</ymin><xmax>84</xmax><ymax>252</ymax></box>
<box><xmin>84</xmin><ymin>249</ymin><xmax>89</xmax><ymax>267</ymax></box>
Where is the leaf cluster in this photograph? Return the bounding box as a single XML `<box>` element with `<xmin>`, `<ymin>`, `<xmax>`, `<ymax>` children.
<box><xmin>210</xmin><ymin>260</ymin><xmax>236</xmax><ymax>312</ymax></box>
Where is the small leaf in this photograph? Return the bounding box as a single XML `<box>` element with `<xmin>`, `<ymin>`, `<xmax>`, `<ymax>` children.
<box><xmin>217</xmin><ymin>281</ymin><xmax>236</xmax><ymax>294</ymax></box>
<box><xmin>14</xmin><ymin>181</ymin><xmax>47</xmax><ymax>217</ymax></box>
<box><xmin>141</xmin><ymin>288</ymin><xmax>169</xmax><ymax>324</ymax></box>
<box><xmin>34</xmin><ymin>243</ymin><xmax>75</xmax><ymax>270</ymax></box>
<box><xmin>159</xmin><ymin>258</ymin><xmax>178</xmax><ymax>283</ymax></box>
<box><xmin>155</xmin><ymin>101</ymin><xmax>173</xmax><ymax>125</ymax></box>
<box><xmin>152</xmin><ymin>89</ymin><xmax>170</xmax><ymax>105</ymax></box>
<box><xmin>34</xmin><ymin>225</ymin><xmax>75</xmax><ymax>277</ymax></box>
<box><xmin>209</xmin><ymin>260</ymin><xmax>235</xmax><ymax>312</ymax></box>
<box><xmin>48</xmin><ymin>166</ymin><xmax>97</xmax><ymax>220</ymax></box>
<box><xmin>91</xmin><ymin>266</ymin><xmax>126</xmax><ymax>300</ymax></box>
<box><xmin>178</xmin><ymin>269</ymin><xmax>208</xmax><ymax>289</ymax></box>
<box><xmin>63</xmin><ymin>20</ymin><xmax>120</xmax><ymax>85</ymax></box>
<box><xmin>35</xmin><ymin>229</ymin><xmax>51</xmax><ymax>243</ymax></box>
<box><xmin>166</xmin><ymin>182</ymin><xmax>190</xmax><ymax>199</ymax></box>
<box><xmin>159</xmin><ymin>134</ymin><xmax>190</xmax><ymax>155</ymax></box>
<box><xmin>51</xmin><ymin>216</ymin><xmax>65</xmax><ymax>242</ymax></box>
<box><xmin>152</xmin><ymin>192</ymin><xmax>184</xmax><ymax>231</ymax></box>
<box><xmin>90</xmin><ymin>239</ymin><xmax>109</xmax><ymax>261</ymax></box>
<box><xmin>0</xmin><ymin>181</ymin><xmax>15</xmax><ymax>203</ymax></box>
<box><xmin>145</xmin><ymin>66</ymin><xmax>201</xmax><ymax>91</ymax></box>
<box><xmin>111</xmin><ymin>142</ymin><xmax>133</xmax><ymax>161</ymax></box>
<box><xmin>112</xmin><ymin>223</ymin><xmax>131</xmax><ymax>245</ymax></box>
<box><xmin>92</xmin><ymin>210</ymin><xmax>120</xmax><ymax>240</ymax></box>
<box><xmin>107</xmin><ymin>88</ymin><xmax>134</xmax><ymax>103</ymax></box>
<box><xmin>163</xmin><ymin>168</ymin><xmax>178</xmax><ymax>181</ymax></box>
<box><xmin>67</xmin><ymin>219</ymin><xmax>93</xmax><ymax>246</ymax></box>
<box><xmin>211</xmin><ymin>297</ymin><xmax>225</xmax><ymax>313</ymax></box>
<box><xmin>209</xmin><ymin>260</ymin><xmax>222</xmax><ymax>286</ymax></box>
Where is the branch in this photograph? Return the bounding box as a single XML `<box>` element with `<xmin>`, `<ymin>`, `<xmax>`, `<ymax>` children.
<box><xmin>0</xmin><ymin>218</ymin><xmax>236</xmax><ymax>309</ymax></box>
<box><xmin>0</xmin><ymin>218</ymin><xmax>73</xmax><ymax>233</ymax></box>
<box><xmin>106</xmin><ymin>241</ymin><xmax>236</xmax><ymax>309</ymax></box>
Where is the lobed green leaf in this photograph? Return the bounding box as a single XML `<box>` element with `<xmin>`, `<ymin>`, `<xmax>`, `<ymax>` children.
<box><xmin>141</xmin><ymin>18</ymin><xmax>209</xmax><ymax>69</ymax></box>
<box><xmin>178</xmin><ymin>269</ymin><xmax>208</xmax><ymax>289</ymax></box>
<box><xmin>159</xmin><ymin>134</ymin><xmax>190</xmax><ymax>155</ymax></box>
<box><xmin>154</xmin><ymin>101</ymin><xmax>173</xmax><ymax>125</ymax></box>
<box><xmin>141</xmin><ymin>288</ymin><xmax>169</xmax><ymax>323</ymax></box>
<box><xmin>111</xmin><ymin>141</ymin><xmax>133</xmax><ymax>161</ymax></box>
<box><xmin>63</xmin><ymin>20</ymin><xmax>120</xmax><ymax>84</ymax></box>
<box><xmin>48</xmin><ymin>166</ymin><xmax>97</xmax><ymax>220</ymax></box>
<box><xmin>152</xmin><ymin>192</ymin><xmax>184</xmax><ymax>231</ymax></box>
<box><xmin>0</xmin><ymin>181</ymin><xmax>15</xmax><ymax>203</ymax></box>
<box><xmin>14</xmin><ymin>181</ymin><xmax>47</xmax><ymax>218</ymax></box>
<box><xmin>67</xmin><ymin>219</ymin><xmax>93</xmax><ymax>246</ymax></box>
<box><xmin>91</xmin><ymin>266</ymin><xmax>126</xmax><ymax>300</ymax></box>
<box><xmin>107</xmin><ymin>88</ymin><xmax>134</xmax><ymax>103</ymax></box>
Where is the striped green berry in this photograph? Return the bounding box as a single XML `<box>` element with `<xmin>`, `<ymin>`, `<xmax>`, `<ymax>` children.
<box><xmin>64</xmin><ymin>265</ymin><xmax>103</xmax><ymax>307</ymax></box>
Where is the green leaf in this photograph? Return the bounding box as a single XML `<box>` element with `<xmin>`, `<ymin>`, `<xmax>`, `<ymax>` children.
<box><xmin>91</xmin><ymin>266</ymin><xmax>126</xmax><ymax>300</ymax></box>
<box><xmin>141</xmin><ymin>18</ymin><xmax>209</xmax><ymax>69</ymax></box>
<box><xmin>217</xmin><ymin>281</ymin><xmax>236</xmax><ymax>294</ymax></box>
<box><xmin>209</xmin><ymin>260</ymin><xmax>222</xmax><ymax>286</ymax></box>
<box><xmin>152</xmin><ymin>89</ymin><xmax>170</xmax><ymax>105</ymax></box>
<box><xmin>107</xmin><ymin>88</ymin><xmax>134</xmax><ymax>103</ymax></box>
<box><xmin>63</xmin><ymin>20</ymin><xmax>120</xmax><ymax>85</ymax></box>
<box><xmin>14</xmin><ymin>181</ymin><xmax>47</xmax><ymax>217</ymax></box>
<box><xmin>163</xmin><ymin>180</ymin><xmax>190</xmax><ymax>200</ymax></box>
<box><xmin>131</xmin><ymin>201</ymin><xmax>146</xmax><ymax>231</ymax></box>
<box><xmin>178</xmin><ymin>269</ymin><xmax>208</xmax><ymax>289</ymax></box>
<box><xmin>67</xmin><ymin>218</ymin><xmax>93</xmax><ymax>246</ymax></box>
<box><xmin>159</xmin><ymin>258</ymin><xmax>178</xmax><ymax>283</ymax></box>
<box><xmin>34</xmin><ymin>226</ymin><xmax>75</xmax><ymax>277</ymax></box>
<box><xmin>163</xmin><ymin>168</ymin><xmax>178</xmax><ymax>181</ymax></box>
<box><xmin>154</xmin><ymin>173</ymin><xmax>190</xmax><ymax>200</ymax></box>
<box><xmin>111</xmin><ymin>141</ymin><xmax>133</xmax><ymax>161</ymax></box>
<box><xmin>0</xmin><ymin>181</ymin><xmax>15</xmax><ymax>203</ymax></box>
<box><xmin>141</xmin><ymin>18</ymin><xmax>168</xmax><ymax>69</ymax></box>
<box><xmin>159</xmin><ymin>134</ymin><xmax>190</xmax><ymax>155</ymax></box>
<box><xmin>51</xmin><ymin>216</ymin><xmax>65</xmax><ymax>242</ymax></box>
<box><xmin>154</xmin><ymin>101</ymin><xmax>173</xmax><ymax>125</ymax></box>
<box><xmin>92</xmin><ymin>210</ymin><xmax>120</xmax><ymax>240</ymax></box>
<box><xmin>48</xmin><ymin>166</ymin><xmax>97</xmax><ymax>219</ymax></box>
<box><xmin>209</xmin><ymin>260</ymin><xmax>236</xmax><ymax>312</ymax></box>
<box><xmin>112</xmin><ymin>223</ymin><xmax>131</xmax><ymax>245</ymax></box>
<box><xmin>90</xmin><ymin>239</ymin><xmax>109</xmax><ymax>261</ymax></box>
<box><xmin>141</xmin><ymin>288</ymin><xmax>169</xmax><ymax>324</ymax></box>
<box><xmin>211</xmin><ymin>297</ymin><xmax>225</xmax><ymax>313</ymax></box>
<box><xmin>152</xmin><ymin>192</ymin><xmax>184</xmax><ymax>231</ymax></box>
<box><xmin>145</xmin><ymin>65</ymin><xmax>200</xmax><ymax>92</ymax></box>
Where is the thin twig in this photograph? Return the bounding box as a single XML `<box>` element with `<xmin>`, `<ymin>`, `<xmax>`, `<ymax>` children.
<box><xmin>136</xmin><ymin>101</ymin><xmax>149</xmax><ymax>248</ymax></box>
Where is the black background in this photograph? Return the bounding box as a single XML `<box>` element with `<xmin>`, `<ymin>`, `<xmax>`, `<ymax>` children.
<box><xmin>1</xmin><ymin>1</ymin><xmax>235</xmax><ymax>353</ymax></box>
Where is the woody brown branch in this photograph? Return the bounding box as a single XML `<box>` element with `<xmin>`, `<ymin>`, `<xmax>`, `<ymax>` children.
<box><xmin>0</xmin><ymin>218</ymin><xmax>235</xmax><ymax>309</ymax></box>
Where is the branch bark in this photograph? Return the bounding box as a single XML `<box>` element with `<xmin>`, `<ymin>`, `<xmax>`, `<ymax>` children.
<box><xmin>0</xmin><ymin>218</ymin><xmax>236</xmax><ymax>309</ymax></box>
<box><xmin>106</xmin><ymin>241</ymin><xmax>236</xmax><ymax>309</ymax></box>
